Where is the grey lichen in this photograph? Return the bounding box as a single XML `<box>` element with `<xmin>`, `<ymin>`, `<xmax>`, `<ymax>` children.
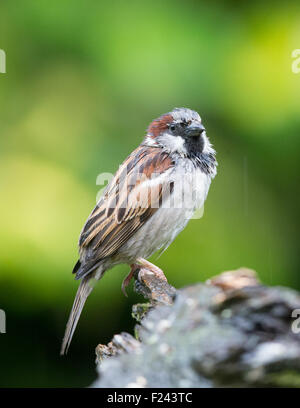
<box><xmin>92</xmin><ymin>268</ymin><xmax>300</xmax><ymax>388</ymax></box>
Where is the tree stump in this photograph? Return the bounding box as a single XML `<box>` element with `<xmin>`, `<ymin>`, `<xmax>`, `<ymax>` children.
<box><xmin>93</xmin><ymin>268</ymin><xmax>300</xmax><ymax>388</ymax></box>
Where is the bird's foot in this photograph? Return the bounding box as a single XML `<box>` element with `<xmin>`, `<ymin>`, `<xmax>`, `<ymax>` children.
<box><xmin>133</xmin><ymin>258</ymin><xmax>175</xmax><ymax>305</ymax></box>
<box><xmin>122</xmin><ymin>260</ymin><xmax>174</xmax><ymax>304</ymax></box>
<box><xmin>136</xmin><ymin>258</ymin><xmax>167</xmax><ymax>282</ymax></box>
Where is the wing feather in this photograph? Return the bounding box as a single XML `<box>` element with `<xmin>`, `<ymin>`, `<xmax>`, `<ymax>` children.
<box><xmin>75</xmin><ymin>145</ymin><xmax>174</xmax><ymax>277</ymax></box>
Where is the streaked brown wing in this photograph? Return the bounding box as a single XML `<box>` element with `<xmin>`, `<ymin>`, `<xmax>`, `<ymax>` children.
<box><xmin>76</xmin><ymin>145</ymin><xmax>174</xmax><ymax>276</ymax></box>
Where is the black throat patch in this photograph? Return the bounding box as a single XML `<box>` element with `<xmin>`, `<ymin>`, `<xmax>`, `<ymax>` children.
<box><xmin>189</xmin><ymin>150</ymin><xmax>217</xmax><ymax>176</ymax></box>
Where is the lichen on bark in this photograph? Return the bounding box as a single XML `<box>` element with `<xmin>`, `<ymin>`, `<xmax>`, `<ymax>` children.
<box><xmin>93</xmin><ymin>268</ymin><xmax>300</xmax><ymax>388</ymax></box>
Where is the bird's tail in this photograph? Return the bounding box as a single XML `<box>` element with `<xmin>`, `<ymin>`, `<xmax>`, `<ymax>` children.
<box><xmin>60</xmin><ymin>274</ymin><xmax>96</xmax><ymax>355</ymax></box>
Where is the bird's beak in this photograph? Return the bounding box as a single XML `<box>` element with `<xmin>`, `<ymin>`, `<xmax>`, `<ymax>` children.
<box><xmin>186</xmin><ymin>123</ymin><xmax>205</xmax><ymax>137</ymax></box>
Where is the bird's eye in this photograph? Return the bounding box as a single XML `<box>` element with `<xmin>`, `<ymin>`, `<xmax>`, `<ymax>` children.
<box><xmin>169</xmin><ymin>123</ymin><xmax>176</xmax><ymax>132</ymax></box>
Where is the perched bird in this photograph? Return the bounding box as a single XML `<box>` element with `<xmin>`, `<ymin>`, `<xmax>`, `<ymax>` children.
<box><xmin>61</xmin><ymin>107</ymin><xmax>217</xmax><ymax>354</ymax></box>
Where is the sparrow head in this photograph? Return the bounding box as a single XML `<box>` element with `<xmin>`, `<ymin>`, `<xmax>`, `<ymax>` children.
<box><xmin>145</xmin><ymin>107</ymin><xmax>213</xmax><ymax>158</ymax></box>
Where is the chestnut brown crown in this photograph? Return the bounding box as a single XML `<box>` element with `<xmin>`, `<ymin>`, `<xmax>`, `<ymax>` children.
<box><xmin>146</xmin><ymin>108</ymin><xmax>205</xmax><ymax>139</ymax></box>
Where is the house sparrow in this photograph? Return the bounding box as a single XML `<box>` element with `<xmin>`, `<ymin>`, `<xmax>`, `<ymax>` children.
<box><xmin>61</xmin><ymin>107</ymin><xmax>217</xmax><ymax>354</ymax></box>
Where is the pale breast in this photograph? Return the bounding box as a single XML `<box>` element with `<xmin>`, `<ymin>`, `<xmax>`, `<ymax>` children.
<box><xmin>116</xmin><ymin>159</ymin><xmax>212</xmax><ymax>262</ymax></box>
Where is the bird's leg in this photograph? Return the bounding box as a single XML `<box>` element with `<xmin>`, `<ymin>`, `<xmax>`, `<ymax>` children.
<box><xmin>121</xmin><ymin>260</ymin><xmax>167</xmax><ymax>298</ymax></box>
<box><xmin>133</xmin><ymin>258</ymin><xmax>175</xmax><ymax>305</ymax></box>
<box><xmin>136</xmin><ymin>258</ymin><xmax>167</xmax><ymax>282</ymax></box>
<box><xmin>121</xmin><ymin>264</ymin><xmax>139</xmax><ymax>297</ymax></box>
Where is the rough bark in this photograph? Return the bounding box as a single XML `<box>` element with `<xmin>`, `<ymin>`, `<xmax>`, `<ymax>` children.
<box><xmin>92</xmin><ymin>267</ymin><xmax>300</xmax><ymax>388</ymax></box>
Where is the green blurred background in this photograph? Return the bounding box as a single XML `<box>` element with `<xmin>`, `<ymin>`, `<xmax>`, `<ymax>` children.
<box><xmin>0</xmin><ymin>0</ymin><xmax>299</xmax><ymax>387</ymax></box>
